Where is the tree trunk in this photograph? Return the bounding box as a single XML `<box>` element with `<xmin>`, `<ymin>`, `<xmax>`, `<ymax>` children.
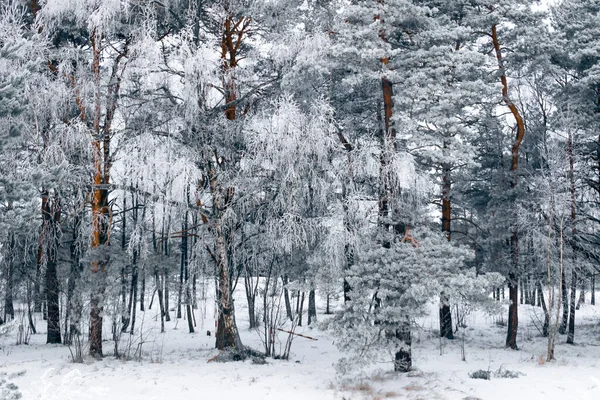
<box><xmin>591</xmin><ymin>274</ymin><xmax>596</xmax><ymax>306</ymax></box>
<box><xmin>120</xmin><ymin>195</ymin><xmax>130</xmax><ymax>332</ymax></box>
<box><xmin>439</xmin><ymin>165</ymin><xmax>454</xmax><ymax>339</ymax></box>
<box><xmin>394</xmin><ymin>319</ymin><xmax>412</xmax><ymax>373</ymax></box>
<box><xmin>566</xmin><ymin>129</ymin><xmax>577</xmax><ymax>345</ymax></box>
<box><xmin>4</xmin><ymin>234</ymin><xmax>15</xmax><ymax>322</ymax></box>
<box><xmin>283</xmin><ymin>275</ymin><xmax>293</xmax><ymax>321</ymax></box>
<box><xmin>439</xmin><ymin>293</ymin><xmax>454</xmax><ymax>340</ymax></box>
<box><xmin>491</xmin><ymin>24</ymin><xmax>525</xmax><ymax>350</ymax></box>
<box><xmin>140</xmin><ymin>266</ymin><xmax>145</xmax><ymax>311</ymax></box>
<box><xmin>537</xmin><ymin>281</ymin><xmax>549</xmax><ymax>337</ymax></box>
<box><xmin>308</xmin><ymin>289</ymin><xmax>316</xmax><ymax>325</ymax></box>
<box><xmin>164</xmin><ymin>268</ymin><xmax>171</xmax><ymax>322</ymax></box>
<box><xmin>88</xmin><ymin>29</ymin><xmax>125</xmax><ymax>358</ymax></box>
<box><xmin>567</xmin><ymin>267</ymin><xmax>577</xmax><ymax>344</ymax></box>
<box><xmin>297</xmin><ymin>291</ymin><xmax>305</xmax><ymax>327</ymax></box>
<box><xmin>214</xmin><ymin>218</ymin><xmax>242</xmax><ymax>350</ymax></box>
<box><xmin>129</xmin><ymin>252</ymin><xmax>138</xmax><ymax>334</ymax></box>
<box><xmin>559</xmin><ymin>266</ymin><xmax>568</xmax><ymax>334</ymax></box>
<box><xmin>156</xmin><ymin>269</ymin><xmax>165</xmax><ymax>333</ymax></box>
<box><xmin>43</xmin><ymin>190</ymin><xmax>62</xmax><ymax>345</ymax></box>
<box><xmin>506</xmin><ymin>272</ymin><xmax>519</xmax><ymax>349</ymax></box>
<box><xmin>45</xmin><ymin>254</ymin><xmax>61</xmax><ymax>344</ymax></box>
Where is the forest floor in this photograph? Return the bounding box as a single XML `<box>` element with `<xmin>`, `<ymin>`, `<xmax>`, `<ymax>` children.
<box><xmin>1</xmin><ymin>286</ymin><xmax>599</xmax><ymax>400</ymax></box>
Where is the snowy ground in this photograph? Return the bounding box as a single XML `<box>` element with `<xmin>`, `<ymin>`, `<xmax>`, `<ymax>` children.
<box><xmin>1</xmin><ymin>286</ymin><xmax>600</xmax><ymax>400</ymax></box>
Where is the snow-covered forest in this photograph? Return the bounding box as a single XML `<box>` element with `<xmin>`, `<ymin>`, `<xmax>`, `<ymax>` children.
<box><xmin>1</xmin><ymin>0</ymin><xmax>599</xmax><ymax>399</ymax></box>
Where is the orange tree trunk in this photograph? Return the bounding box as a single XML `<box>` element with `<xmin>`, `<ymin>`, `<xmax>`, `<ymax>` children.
<box><xmin>212</xmin><ymin>13</ymin><xmax>251</xmax><ymax>351</ymax></box>
<box><xmin>491</xmin><ymin>24</ymin><xmax>525</xmax><ymax>350</ymax></box>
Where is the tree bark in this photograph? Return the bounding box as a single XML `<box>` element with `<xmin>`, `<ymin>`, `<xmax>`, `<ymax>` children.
<box><xmin>283</xmin><ymin>275</ymin><xmax>293</xmax><ymax>321</ymax></box>
<box><xmin>439</xmin><ymin>164</ymin><xmax>454</xmax><ymax>339</ymax></box>
<box><xmin>537</xmin><ymin>281</ymin><xmax>549</xmax><ymax>337</ymax></box>
<box><xmin>43</xmin><ymin>190</ymin><xmax>62</xmax><ymax>344</ymax></box>
<box><xmin>308</xmin><ymin>289</ymin><xmax>317</xmax><ymax>325</ymax></box>
<box><xmin>591</xmin><ymin>274</ymin><xmax>596</xmax><ymax>305</ymax></box>
<box><xmin>567</xmin><ymin>130</ymin><xmax>577</xmax><ymax>344</ymax></box>
<box><xmin>3</xmin><ymin>233</ymin><xmax>15</xmax><ymax>323</ymax></box>
<box><xmin>491</xmin><ymin>24</ymin><xmax>524</xmax><ymax>350</ymax></box>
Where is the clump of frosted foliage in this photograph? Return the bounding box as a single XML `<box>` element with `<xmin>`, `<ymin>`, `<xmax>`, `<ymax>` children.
<box><xmin>325</xmin><ymin>228</ymin><xmax>503</xmax><ymax>374</ymax></box>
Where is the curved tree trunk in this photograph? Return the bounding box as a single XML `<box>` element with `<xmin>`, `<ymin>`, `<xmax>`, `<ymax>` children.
<box><xmin>491</xmin><ymin>24</ymin><xmax>525</xmax><ymax>350</ymax></box>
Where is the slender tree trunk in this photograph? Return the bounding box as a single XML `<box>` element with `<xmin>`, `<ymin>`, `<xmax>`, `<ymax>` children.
<box><xmin>439</xmin><ymin>164</ymin><xmax>454</xmax><ymax>340</ymax></box>
<box><xmin>120</xmin><ymin>195</ymin><xmax>130</xmax><ymax>333</ymax></box>
<box><xmin>308</xmin><ymin>289</ymin><xmax>316</xmax><ymax>325</ymax></box>
<box><xmin>560</xmin><ymin>267</ymin><xmax>568</xmax><ymax>334</ymax></box>
<box><xmin>491</xmin><ymin>24</ymin><xmax>525</xmax><ymax>350</ymax></box>
<box><xmin>43</xmin><ymin>190</ymin><xmax>62</xmax><ymax>345</ymax></box>
<box><xmin>591</xmin><ymin>274</ymin><xmax>596</xmax><ymax>305</ymax></box>
<box><xmin>177</xmin><ymin>219</ymin><xmax>185</xmax><ymax>319</ymax></box>
<box><xmin>567</xmin><ymin>130</ymin><xmax>577</xmax><ymax>344</ymax></box>
<box><xmin>129</xmin><ymin>197</ymin><xmax>139</xmax><ymax>334</ymax></box>
<box><xmin>4</xmin><ymin>233</ymin><xmax>15</xmax><ymax>322</ymax></box>
<box><xmin>164</xmin><ymin>268</ymin><xmax>171</xmax><ymax>322</ymax></box>
<box><xmin>567</xmin><ymin>267</ymin><xmax>577</xmax><ymax>344</ymax></box>
<box><xmin>283</xmin><ymin>275</ymin><xmax>293</xmax><ymax>321</ymax></box>
<box><xmin>155</xmin><ymin>269</ymin><xmax>165</xmax><ymax>333</ymax></box>
<box><xmin>537</xmin><ymin>281</ymin><xmax>549</xmax><ymax>337</ymax></box>
<box><xmin>140</xmin><ymin>266</ymin><xmax>145</xmax><ymax>312</ymax></box>
<box><xmin>298</xmin><ymin>291</ymin><xmax>305</xmax><ymax>327</ymax></box>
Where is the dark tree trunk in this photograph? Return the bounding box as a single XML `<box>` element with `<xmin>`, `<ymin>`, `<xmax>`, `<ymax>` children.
<box><xmin>120</xmin><ymin>195</ymin><xmax>130</xmax><ymax>332</ymax></box>
<box><xmin>44</xmin><ymin>191</ymin><xmax>62</xmax><ymax>344</ymax></box>
<box><xmin>308</xmin><ymin>289</ymin><xmax>317</xmax><ymax>325</ymax></box>
<box><xmin>591</xmin><ymin>274</ymin><xmax>596</xmax><ymax>305</ymax></box>
<box><xmin>537</xmin><ymin>281</ymin><xmax>549</xmax><ymax>337</ymax></box>
<box><xmin>140</xmin><ymin>193</ymin><xmax>147</xmax><ymax>312</ymax></box>
<box><xmin>394</xmin><ymin>320</ymin><xmax>412</xmax><ymax>372</ymax></box>
<box><xmin>506</xmin><ymin>273</ymin><xmax>519</xmax><ymax>349</ymax></box>
<box><xmin>140</xmin><ymin>266</ymin><xmax>145</xmax><ymax>311</ymax></box>
<box><xmin>297</xmin><ymin>291</ymin><xmax>305</xmax><ymax>327</ymax></box>
<box><xmin>4</xmin><ymin>234</ymin><xmax>15</xmax><ymax>322</ymax></box>
<box><xmin>156</xmin><ymin>269</ymin><xmax>165</xmax><ymax>333</ymax></box>
<box><xmin>439</xmin><ymin>293</ymin><xmax>454</xmax><ymax>340</ymax></box>
<box><xmin>566</xmin><ymin>129</ymin><xmax>577</xmax><ymax>345</ymax></box>
<box><xmin>283</xmin><ymin>275</ymin><xmax>293</xmax><ymax>321</ymax></box>
<box><xmin>244</xmin><ymin>264</ymin><xmax>258</xmax><ymax>329</ymax></box>
<box><xmin>567</xmin><ymin>267</ymin><xmax>577</xmax><ymax>344</ymax></box>
<box><xmin>439</xmin><ymin>164</ymin><xmax>453</xmax><ymax>340</ymax></box>
<box><xmin>129</xmin><ymin>253</ymin><xmax>138</xmax><ymax>333</ymax></box>
<box><xmin>559</xmin><ymin>266</ymin><xmax>568</xmax><ymax>334</ymax></box>
<box><xmin>45</xmin><ymin>257</ymin><xmax>61</xmax><ymax>344</ymax></box>
<box><xmin>120</xmin><ymin>266</ymin><xmax>130</xmax><ymax>332</ymax></box>
<box><xmin>89</xmin><ymin>283</ymin><xmax>105</xmax><ymax>357</ymax></box>
<box><xmin>164</xmin><ymin>268</ymin><xmax>171</xmax><ymax>322</ymax></box>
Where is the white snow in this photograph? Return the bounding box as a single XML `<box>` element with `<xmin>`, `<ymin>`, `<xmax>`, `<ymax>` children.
<box><xmin>1</xmin><ymin>286</ymin><xmax>599</xmax><ymax>400</ymax></box>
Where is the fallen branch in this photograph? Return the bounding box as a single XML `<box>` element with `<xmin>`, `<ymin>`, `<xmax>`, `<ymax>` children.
<box><xmin>276</xmin><ymin>328</ymin><xmax>318</xmax><ymax>341</ymax></box>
